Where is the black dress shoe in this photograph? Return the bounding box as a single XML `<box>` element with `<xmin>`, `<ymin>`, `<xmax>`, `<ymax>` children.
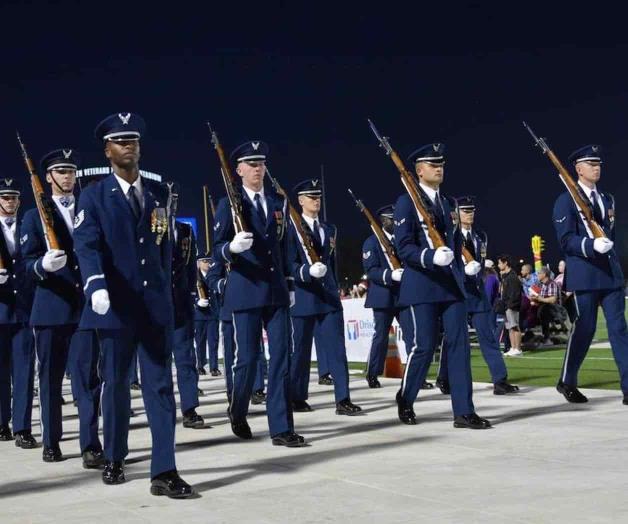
<box><xmin>396</xmin><ymin>391</ymin><xmax>416</xmax><ymax>425</ymax></box>
<box><xmin>198</xmin><ymin>367</ymin><xmax>207</xmax><ymax>375</ymax></box>
<box><xmin>453</xmin><ymin>413</ymin><xmax>491</xmax><ymax>429</ymax></box>
<box><xmin>367</xmin><ymin>376</ymin><xmax>381</xmax><ymax>388</ymax></box>
<box><xmin>271</xmin><ymin>431</ymin><xmax>307</xmax><ymax>447</ymax></box>
<box><xmin>435</xmin><ymin>377</ymin><xmax>450</xmax><ymax>395</ymax></box>
<box><xmin>0</xmin><ymin>425</ymin><xmax>14</xmax><ymax>441</ymax></box>
<box><xmin>42</xmin><ymin>445</ymin><xmax>63</xmax><ymax>462</ymax></box>
<box><xmin>556</xmin><ymin>381</ymin><xmax>588</xmax><ymax>403</ymax></box>
<box><xmin>318</xmin><ymin>374</ymin><xmax>334</xmax><ymax>386</ymax></box>
<box><xmin>336</xmin><ymin>399</ymin><xmax>363</xmax><ymax>416</ymax></box>
<box><xmin>182</xmin><ymin>409</ymin><xmax>205</xmax><ymax>429</ymax></box>
<box><xmin>82</xmin><ymin>449</ymin><xmax>105</xmax><ymax>469</ymax></box>
<box><xmin>210</xmin><ymin>369</ymin><xmax>222</xmax><ymax>377</ymax></box>
<box><xmin>102</xmin><ymin>460</ymin><xmax>125</xmax><ymax>485</ymax></box>
<box><xmin>251</xmin><ymin>390</ymin><xmax>267</xmax><ymax>405</ymax></box>
<box><xmin>14</xmin><ymin>431</ymin><xmax>37</xmax><ymax>449</ymax></box>
<box><xmin>292</xmin><ymin>400</ymin><xmax>313</xmax><ymax>412</ymax></box>
<box><xmin>130</xmin><ymin>382</ymin><xmax>141</xmax><ymax>391</ymax></box>
<box><xmin>151</xmin><ymin>470</ymin><xmax>194</xmax><ymax>498</ymax></box>
<box><xmin>231</xmin><ymin>419</ymin><xmax>253</xmax><ymax>439</ymax></box>
<box><xmin>421</xmin><ymin>380</ymin><xmax>434</xmax><ymax>390</ymax></box>
<box><xmin>494</xmin><ymin>381</ymin><xmax>520</xmax><ymax>395</ymax></box>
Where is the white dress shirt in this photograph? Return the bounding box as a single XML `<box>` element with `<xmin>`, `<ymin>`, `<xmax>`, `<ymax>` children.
<box><xmin>52</xmin><ymin>195</ymin><xmax>75</xmax><ymax>234</ymax></box>
<box><xmin>578</xmin><ymin>181</ymin><xmax>605</xmax><ymax>218</ymax></box>
<box><xmin>0</xmin><ymin>216</ymin><xmax>17</xmax><ymax>256</ymax></box>
<box><xmin>419</xmin><ymin>182</ymin><xmax>440</xmax><ymax>205</ymax></box>
<box><xmin>114</xmin><ymin>173</ymin><xmax>145</xmax><ymax>212</ymax></box>
<box><xmin>243</xmin><ymin>185</ymin><xmax>268</xmax><ymax>217</ymax></box>
<box><xmin>302</xmin><ymin>214</ymin><xmax>325</xmax><ymax>245</ymax></box>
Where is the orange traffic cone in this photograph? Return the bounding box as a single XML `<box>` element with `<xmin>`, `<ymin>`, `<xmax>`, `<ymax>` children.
<box><xmin>383</xmin><ymin>326</ymin><xmax>404</xmax><ymax>378</ymax></box>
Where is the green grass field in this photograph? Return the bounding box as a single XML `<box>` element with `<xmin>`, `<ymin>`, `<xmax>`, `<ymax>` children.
<box><xmin>346</xmin><ymin>306</ymin><xmax>627</xmax><ymax>391</ymax></box>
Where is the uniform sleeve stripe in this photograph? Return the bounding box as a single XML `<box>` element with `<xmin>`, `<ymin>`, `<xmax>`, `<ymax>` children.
<box><xmin>581</xmin><ymin>238</ymin><xmax>588</xmax><ymax>257</ymax></box>
<box><xmin>383</xmin><ymin>269</ymin><xmax>389</xmax><ymax>284</ymax></box>
<box><xmin>299</xmin><ymin>265</ymin><xmax>306</xmax><ymax>281</ymax></box>
<box><xmin>34</xmin><ymin>259</ymin><xmax>45</xmax><ymax>280</ymax></box>
<box><xmin>83</xmin><ymin>274</ymin><xmax>105</xmax><ymax>291</ymax></box>
<box><xmin>420</xmin><ymin>248</ymin><xmax>428</xmax><ymax>268</ymax></box>
<box><xmin>221</xmin><ymin>243</ymin><xmax>230</xmax><ymax>261</ymax></box>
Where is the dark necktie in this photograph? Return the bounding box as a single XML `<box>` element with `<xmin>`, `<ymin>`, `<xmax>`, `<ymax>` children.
<box><xmin>313</xmin><ymin>219</ymin><xmax>323</xmax><ymax>245</ymax></box>
<box><xmin>590</xmin><ymin>191</ymin><xmax>604</xmax><ymax>224</ymax></box>
<box><xmin>464</xmin><ymin>231</ymin><xmax>476</xmax><ymax>258</ymax></box>
<box><xmin>127</xmin><ymin>186</ymin><xmax>141</xmax><ymax>220</ymax></box>
<box><xmin>433</xmin><ymin>192</ymin><xmax>446</xmax><ymax>232</ymax></box>
<box><xmin>254</xmin><ymin>193</ymin><xmax>266</xmax><ymax>224</ymax></box>
<box><xmin>5</xmin><ymin>217</ymin><xmax>15</xmax><ymax>228</ymax></box>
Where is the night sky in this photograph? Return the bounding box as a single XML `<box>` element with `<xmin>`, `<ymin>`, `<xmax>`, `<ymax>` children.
<box><xmin>2</xmin><ymin>2</ymin><xmax>627</xmax><ymax>283</ymax></box>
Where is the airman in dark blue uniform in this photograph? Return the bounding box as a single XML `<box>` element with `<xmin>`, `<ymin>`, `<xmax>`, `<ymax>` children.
<box><xmin>288</xmin><ymin>179</ymin><xmax>362</xmax><ymax>416</ymax></box>
<box><xmin>362</xmin><ymin>204</ymin><xmax>408</xmax><ymax>388</ymax></box>
<box><xmin>213</xmin><ymin>140</ymin><xmax>304</xmax><ymax>447</ymax></box>
<box><xmin>552</xmin><ymin>145</ymin><xmax>628</xmax><ymax>405</ymax></box>
<box><xmin>393</xmin><ymin>143</ymin><xmax>490</xmax><ymax>429</ymax></box>
<box><xmin>0</xmin><ymin>179</ymin><xmax>36</xmax><ymax>448</ymax></box>
<box><xmin>194</xmin><ymin>255</ymin><xmax>221</xmax><ymax>376</ymax></box>
<box><xmin>22</xmin><ymin>149</ymin><xmax>104</xmax><ymax>464</ymax></box>
<box><xmin>73</xmin><ymin>113</ymin><xmax>193</xmax><ymax>497</ymax></box>
<box><xmin>169</xmin><ymin>184</ymin><xmax>205</xmax><ymax>429</ymax></box>
<box><xmin>436</xmin><ymin>196</ymin><xmax>519</xmax><ymax>395</ymax></box>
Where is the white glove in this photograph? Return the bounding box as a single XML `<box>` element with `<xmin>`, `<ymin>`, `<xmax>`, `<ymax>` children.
<box><xmin>593</xmin><ymin>237</ymin><xmax>614</xmax><ymax>254</ymax></box>
<box><xmin>289</xmin><ymin>291</ymin><xmax>295</xmax><ymax>307</ymax></box>
<box><xmin>197</xmin><ymin>298</ymin><xmax>210</xmax><ymax>308</ymax></box>
<box><xmin>309</xmin><ymin>262</ymin><xmax>328</xmax><ymax>279</ymax></box>
<box><xmin>91</xmin><ymin>289</ymin><xmax>110</xmax><ymax>315</ymax></box>
<box><xmin>464</xmin><ymin>260</ymin><xmax>482</xmax><ymax>276</ymax></box>
<box><xmin>42</xmin><ymin>249</ymin><xmax>67</xmax><ymax>272</ymax></box>
<box><xmin>229</xmin><ymin>231</ymin><xmax>254</xmax><ymax>254</ymax></box>
<box><xmin>0</xmin><ymin>269</ymin><xmax>8</xmax><ymax>285</ymax></box>
<box><xmin>391</xmin><ymin>268</ymin><xmax>404</xmax><ymax>282</ymax></box>
<box><xmin>433</xmin><ymin>246</ymin><xmax>454</xmax><ymax>267</ymax></box>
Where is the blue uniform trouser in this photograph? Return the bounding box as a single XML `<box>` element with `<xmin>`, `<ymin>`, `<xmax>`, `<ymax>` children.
<box><xmin>68</xmin><ymin>329</ymin><xmax>102</xmax><ymax>453</ymax></box>
<box><xmin>366</xmin><ymin>308</ymin><xmax>404</xmax><ymax>378</ymax></box>
<box><xmin>290</xmin><ymin>310</ymin><xmax>351</xmax><ymax>404</ymax></box>
<box><xmin>230</xmin><ymin>307</ymin><xmax>293</xmax><ymax>437</ymax></box>
<box><xmin>314</xmin><ymin>325</ymin><xmax>330</xmax><ymax>377</ymax></box>
<box><xmin>222</xmin><ymin>321</ymin><xmax>266</xmax><ymax>399</ymax></box>
<box><xmin>400</xmin><ymin>301</ymin><xmax>474</xmax><ymax>417</ymax></box>
<box><xmin>98</xmin><ymin>326</ymin><xmax>176</xmax><ymax>478</ymax></box>
<box><xmin>561</xmin><ymin>288</ymin><xmax>628</xmax><ymax>392</ymax></box>
<box><xmin>438</xmin><ymin>311</ymin><xmax>508</xmax><ymax>384</ymax></box>
<box><xmin>173</xmin><ymin>321</ymin><xmax>200</xmax><ymax>414</ymax></box>
<box><xmin>194</xmin><ymin>318</ymin><xmax>219</xmax><ymax>371</ymax></box>
<box><xmin>0</xmin><ymin>324</ymin><xmax>34</xmax><ymax>433</ymax></box>
<box><xmin>128</xmin><ymin>354</ymin><xmax>139</xmax><ymax>385</ymax></box>
<box><xmin>34</xmin><ymin>324</ymin><xmax>74</xmax><ymax>447</ymax></box>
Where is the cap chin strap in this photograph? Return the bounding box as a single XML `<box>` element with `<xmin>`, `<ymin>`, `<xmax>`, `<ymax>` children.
<box><xmin>48</xmin><ymin>171</ymin><xmax>73</xmax><ymax>196</ymax></box>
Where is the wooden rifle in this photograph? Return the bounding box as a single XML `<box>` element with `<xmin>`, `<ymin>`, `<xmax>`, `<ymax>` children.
<box><xmin>265</xmin><ymin>168</ymin><xmax>321</xmax><ymax>265</ymax></box>
<box><xmin>367</xmin><ymin>120</ymin><xmax>474</xmax><ymax>263</ymax></box>
<box><xmin>523</xmin><ymin>121</ymin><xmax>606</xmax><ymax>239</ymax></box>
<box><xmin>347</xmin><ymin>189</ymin><xmax>401</xmax><ymax>270</ymax></box>
<box><xmin>16</xmin><ymin>132</ymin><xmax>60</xmax><ymax>250</ymax></box>
<box><xmin>206</xmin><ymin>123</ymin><xmax>248</xmax><ymax>233</ymax></box>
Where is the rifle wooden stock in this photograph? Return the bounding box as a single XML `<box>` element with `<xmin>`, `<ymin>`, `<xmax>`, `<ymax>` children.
<box><xmin>266</xmin><ymin>170</ymin><xmax>320</xmax><ymax>265</ymax></box>
<box><xmin>546</xmin><ymin>149</ymin><xmax>606</xmax><ymax>239</ymax></box>
<box><xmin>207</xmin><ymin>125</ymin><xmax>248</xmax><ymax>233</ymax></box>
<box><xmin>348</xmin><ymin>190</ymin><xmax>401</xmax><ymax>270</ymax></box>
<box><xmin>17</xmin><ymin>133</ymin><xmax>60</xmax><ymax>250</ymax></box>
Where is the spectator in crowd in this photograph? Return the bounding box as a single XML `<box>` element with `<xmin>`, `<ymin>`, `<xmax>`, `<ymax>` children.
<box><xmin>498</xmin><ymin>255</ymin><xmax>523</xmax><ymax>356</ymax></box>
<box><xmin>520</xmin><ymin>263</ymin><xmax>540</xmax><ymax>335</ymax></box>
<box><xmin>483</xmin><ymin>259</ymin><xmax>500</xmax><ymax>307</ymax></box>
<box><xmin>554</xmin><ymin>260</ymin><xmax>576</xmax><ymax>322</ymax></box>
<box><xmin>529</xmin><ymin>266</ymin><xmax>560</xmax><ymax>346</ymax></box>
<box><xmin>520</xmin><ymin>263</ymin><xmax>539</xmax><ymax>296</ymax></box>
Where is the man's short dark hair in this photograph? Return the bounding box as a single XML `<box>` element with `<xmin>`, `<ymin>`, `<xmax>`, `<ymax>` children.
<box><xmin>497</xmin><ymin>254</ymin><xmax>513</xmax><ymax>268</ymax></box>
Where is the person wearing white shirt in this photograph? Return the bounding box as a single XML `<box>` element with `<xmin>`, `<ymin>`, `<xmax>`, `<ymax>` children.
<box><xmin>0</xmin><ymin>179</ymin><xmax>37</xmax><ymax>449</ymax></box>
